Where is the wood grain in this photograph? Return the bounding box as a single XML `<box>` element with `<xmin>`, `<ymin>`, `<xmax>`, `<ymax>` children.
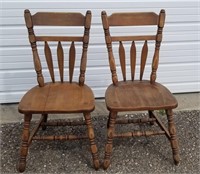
<box><xmin>44</xmin><ymin>41</ymin><xmax>55</xmax><ymax>82</ymax></box>
<box><xmin>149</xmin><ymin>111</ymin><xmax>170</xmax><ymax>139</ymax></box>
<box><xmin>166</xmin><ymin>109</ymin><xmax>180</xmax><ymax>165</ymax></box>
<box><xmin>111</xmin><ymin>35</ymin><xmax>156</xmax><ymax>41</ymax></box>
<box><xmin>79</xmin><ymin>11</ymin><xmax>92</xmax><ymax>86</ymax></box>
<box><xmin>115</xmin><ymin>117</ymin><xmax>156</xmax><ymax>124</ymax></box>
<box><xmin>119</xmin><ymin>41</ymin><xmax>126</xmax><ymax>81</ymax></box>
<box><xmin>32</xmin><ymin>12</ymin><xmax>85</xmax><ymax>26</ymax></box>
<box><xmin>105</xmin><ymin>80</ymin><xmax>178</xmax><ymax>111</ymax></box>
<box><xmin>36</xmin><ymin>36</ymin><xmax>83</xmax><ymax>42</ymax></box>
<box><xmin>69</xmin><ymin>41</ymin><xmax>76</xmax><ymax>83</ymax></box>
<box><xmin>24</xmin><ymin>10</ymin><xmax>44</xmax><ymax>87</ymax></box>
<box><xmin>102</xmin><ymin>9</ymin><xmax>179</xmax><ymax>170</ymax></box>
<box><xmin>18</xmin><ymin>114</ymin><xmax>32</xmax><ymax>173</ymax></box>
<box><xmin>108</xmin><ymin>12</ymin><xmax>158</xmax><ymax>26</ymax></box>
<box><xmin>19</xmin><ymin>82</ymin><xmax>95</xmax><ymax>114</ymax></box>
<box><xmin>113</xmin><ymin>130</ymin><xmax>165</xmax><ymax>138</ymax></box>
<box><xmin>57</xmin><ymin>41</ymin><xmax>64</xmax><ymax>82</ymax></box>
<box><xmin>150</xmin><ymin>9</ymin><xmax>166</xmax><ymax>83</ymax></box>
<box><xmin>103</xmin><ymin>112</ymin><xmax>117</xmax><ymax>170</ymax></box>
<box><xmin>140</xmin><ymin>40</ymin><xmax>148</xmax><ymax>80</ymax></box>
<box><xmin>130</xmin><ymin>41</ymin><xmax>136</xmax><ymax>81</ymax></box>
<box><xmin>28</xmin><ymin>115</ymin><xmax>45</xmax><ymax>145</ymax></box>
<box><xmin>20</xmin><ymin>10</ymin><xmax>99</xmax><ymax>172</ymax></box>
<box><xmin>32</xmin><ymin>135</ymin><xmax>88</xmax><ymax>140</ymax></box>
<box><xmin>84</xmin><ymin>113</ymin><xmax>100</xmax><ymax>169</ymax></box>
<box><xmin>101</xmin><ymin>11</ymin><xmax>118</xmax><ymax>85</ymax></box>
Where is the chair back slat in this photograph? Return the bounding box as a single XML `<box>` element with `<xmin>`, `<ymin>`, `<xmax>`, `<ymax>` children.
<box><xmin>108</xmin><ymin>12</ymin><xmax>158</xmax><ymax>26</ymax></box>
<box><xmin>57</xmin><ymin>41</ymin><xmax>64</xmax><ymax>82</ymax></box>
<box><xmin>130</xmin><ymin>41</ymin><xmax>136</xmax><ymax>81</ymax></box>
<box><xmin>140</xmin><ymin>40</ymin><xmax>148</xmax><ymax>80</ymax></box>
<box><xmin>44</xmin><ymin>41</ymin><xmax>55</xmax><ymax>82</ymax></box>
<box><xmin>119</xmin><ymin>41</ymin><xmax>126</xmax><ymax>81</ymax></box>
<box><xmin>32</xmin><ymin>12</ymin><xmax>85</xmax><ymax>26</ymax></box>
<box><xmin>69</xmin><ymin>41</ymin><xmax>76</xmax><ymax>83</ymax></box>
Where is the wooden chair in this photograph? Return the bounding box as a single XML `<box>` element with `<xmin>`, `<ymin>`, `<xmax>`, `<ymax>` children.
<box><xmin>17</xmin><ymin>10</ymin><xmax>99</xmax><ymax>172</ymax></box>
<box><xmin>101</xmin><ymin>10</ymin><xmax>180</xmax><ymax>169</ymax></box>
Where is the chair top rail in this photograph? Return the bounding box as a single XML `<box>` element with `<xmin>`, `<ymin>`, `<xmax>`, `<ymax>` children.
<box><xmin>108</xmin><ymin>12</ymin><xmax>159</xmax><ymax>26</ymax></box>
<box><xmin>32</xmin><ymin>12</ymin><xmax>85</xmax><ymax>26</ymax></box>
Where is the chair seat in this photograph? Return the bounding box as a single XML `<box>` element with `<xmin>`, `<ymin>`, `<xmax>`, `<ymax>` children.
<box><xmin>18</xmin><ymin>82</ymin><xmax>95</xmax><ymax>114</ymax></box>
<box><xmin>105</xmin><ymin>80</ymin><xmax>178</xmax><ymax>111</ymax></box>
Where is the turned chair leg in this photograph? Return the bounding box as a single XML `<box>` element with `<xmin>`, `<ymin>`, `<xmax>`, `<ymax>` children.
<box><xmin>148</xmin><ymin>110</ymin><xmax>155</xmax><ymax>125</ymax></box>
<box><xmin>103</xmin><ymin>111</ymin><xmax>117</xmax><ymax>170</ymax></box>
<box><xmin>107</xmin><ymin>112</ymin><xmax>111</xmax><ymax>128</ymax></box>
<box><xmin>84</xmin><ymin>113</ymin><xmax>99</xmax><ymax>170</ymax></box>
<box><xmin>41</xmin><ymin>114</ymin><xmax>48</xmax><ymax>130</ymax></box>
<box><xmin>17</xmin><ymin>114</ymin><xmax>32</xmax><ymax>173</ymax></box>
<box><xmin>166</xmin><ymin>109</ymin><xmax>180</xmax><ymax>165</ymax></box>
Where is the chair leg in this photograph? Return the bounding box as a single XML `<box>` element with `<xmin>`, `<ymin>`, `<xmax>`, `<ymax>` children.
<box><xmin>84</xmin><ymin>113</ymin><xmax>99</xmax><ymax>170</ymax></box>
<box><xmin>166</xmin><ymin>109</ymin><xmax>180</xmax><ymax>165</ymax></box>
<box><xmin>148</xmin><ymin>110</ymin><xmax>155</xmax><ymax>125</ymax></box>
<box><xmin>17</xmin><ymin>114</ymin><xmax>32</xmax><ymax>173</ymax></box>
<box><xmin>41</xmin><ymin>114</ymin><xmax>48</xmax><ymax>130</ymax></box>
<box><xmin>107</xmin><ymin>112</ymin><xmax>111</xmax><ymax>128</ymax></box>
<box><xmin>103</xmin><ymin>111</ymin><xmax>117</xmax><ymax>170</ymax></box>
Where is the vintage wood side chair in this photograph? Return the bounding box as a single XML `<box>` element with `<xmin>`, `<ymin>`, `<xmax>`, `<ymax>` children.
<box><xmin>101</xmin><ymin>10</ymin><xmax>180</xmax><ymax>169</ymax></box>
<box><xmin>17</xmin><ymin>10</ymin><xmax>99</xmax><ymax>172</ymax></box>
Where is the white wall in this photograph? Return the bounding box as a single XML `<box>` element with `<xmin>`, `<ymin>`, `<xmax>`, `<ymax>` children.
<box><xmin>0</xmin><ymin>0</ymin><xmax>200</xmax><ymax>103</ymax></box>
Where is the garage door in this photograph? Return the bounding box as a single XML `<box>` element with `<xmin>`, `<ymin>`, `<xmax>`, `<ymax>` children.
<box><xmin>0</xmin><ymin>0</ymin><xmax>199</xmax><ymax>103</ymax></box>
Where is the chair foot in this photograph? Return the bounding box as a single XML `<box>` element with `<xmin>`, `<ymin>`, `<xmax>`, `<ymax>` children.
<box><xmin>42</xmin><ymin>114</ymin><xmax>48</xmax><ymax>130</ymax></box>
<box><xmin>166</xmin><ymin>109</ymin><xmax>180</xmax><ymax>165</ymax></box>
<box><xmin>84</xmin><ymin>113</ymin><xmax>99</xmax><ymax>170</ymax></box>
<box><xmin>17</xmin><ymin>161</ymin><xmax>26</xmax><ymax>173</ymax></box>
<box><xmin>103</xmin><ymin>141</ymin><xmax>113</xmax><ymax>170</ymax></box>
<box><xmin>103</xmin><ymin>159</ymin><xmax>111</xmax><ymax>170</ymax></box>
<box><xmin>103</xmin><ymin>112</ymin><xmax>117</xmax><ymax>170</ymax></box>
<box><xmin>174</xmin><ymin>156</ymin><xmax>180</xmax><ymax>166</ymax></box>
<box><xmin>93</xmin><ymin>159</ymin><xmax>100</xmax><ymax>170</ymax></box>
<box><xmin>17</xmin><ymin>114</ymin><xmax>32</xmax><ymax>173</ymax></box>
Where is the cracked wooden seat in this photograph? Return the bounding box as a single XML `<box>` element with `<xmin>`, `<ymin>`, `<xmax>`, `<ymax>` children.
<box><xmin>101</xmin><ymin>9</ymin><xmax>180</xmax><ymax>169</ymax></box>
<box><xmin>17</xmin><ymin>10</ymin><xmax>99</xmax><ymax>172</ymax></box>
<box><xmin>19</xmin><ymin>82</ymin><xmax>94</xmax><ymax>113</ymax></box>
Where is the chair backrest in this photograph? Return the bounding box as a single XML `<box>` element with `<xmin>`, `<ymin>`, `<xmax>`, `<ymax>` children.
<box><xmin>24</xmin><ymin>10</ymin><xmax>91</xmax><ymax>87</ymax></box>
<box><xmin>101</xmin><ymin>10</ymin><xmax>165</xmax><ymax>85</ymax></box>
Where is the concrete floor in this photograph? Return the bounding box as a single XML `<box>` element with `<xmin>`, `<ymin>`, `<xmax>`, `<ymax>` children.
<box><xmin>1</xmin><ymin>110</ymin><xmax>200</xmax><ymax>173</ymax></box>
<box><xmin>0</xmin><ymin>92</ymin><xmax>199</xmax><ymax>124</ymax></box>
<box><xmin>0</xmin><ymin>93</ymin><xmax>199</xmax><ymax>173</ymax></box>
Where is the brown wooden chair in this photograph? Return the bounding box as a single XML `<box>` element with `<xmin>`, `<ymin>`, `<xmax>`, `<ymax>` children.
<box><xmin>101</xmin><ymin>9</ymin><xmax>180</xmax><ymax>169</ymax></box>
<box><xmin>17</xmin><ymin>10</ymin><xmax>99</xmax><ymax>172</ymax></box>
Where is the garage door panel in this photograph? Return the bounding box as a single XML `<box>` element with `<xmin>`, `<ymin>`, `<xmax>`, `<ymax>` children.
<box><xmin>0</xmin><ymin>0</ymin><xmax>199</xmax><ymax>103</ymax></box>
